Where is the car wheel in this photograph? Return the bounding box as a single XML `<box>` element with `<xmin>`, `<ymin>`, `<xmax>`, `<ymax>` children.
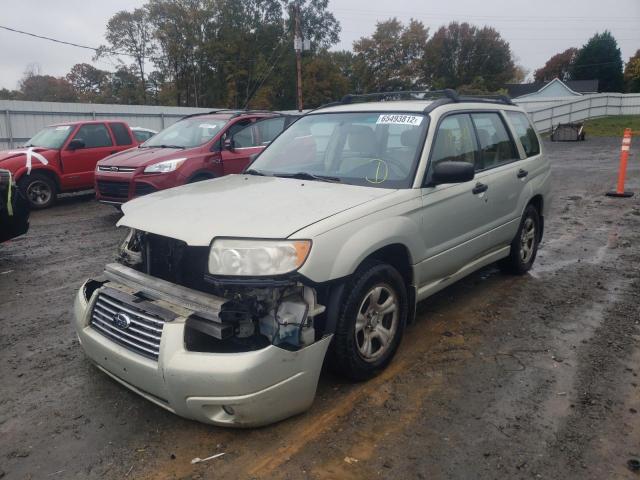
<box><xmin>329</xmin><ymin>260</ymin><xmax>407</xmax><ymax>381</ymax></box>
<box><xmin>18</xmin><ymin>172</ymin><xmax>56</xmax><ymax>209</ymax></box>
<box><xmin>499</xmin><ymin>204</ymin><xmax>540</xmax><ymax>275</ymax></box>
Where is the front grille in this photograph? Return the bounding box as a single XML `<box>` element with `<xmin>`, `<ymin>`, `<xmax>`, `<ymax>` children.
<box><xmin>90</xmin><ymin>291</ymin><xmax>165</xmax><ymax>360</ymax></box>
<box><xmin>96</xmin><ymin>180</ymin><xmax>130</xmax><ymax>200</ymax></box>
<box><xmin>134</xmin><ymin>182</ymin><xmax>157</xmax><ymax>197</ymax></box>
<box><xmin>98</xmin><ymin>166</ymin><xmax>136</xmax><ymax>172</ymax></box>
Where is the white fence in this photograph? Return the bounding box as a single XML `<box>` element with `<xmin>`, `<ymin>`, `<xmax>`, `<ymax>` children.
<box><xmin>514</xmin><ymin>93</ymin><xmax>640</xmax><ymax>133</ymax></box>
<box><xmin>0</xmin><ymin>100</ymin><xmax>215</xmax><ymax>150</ymax></box>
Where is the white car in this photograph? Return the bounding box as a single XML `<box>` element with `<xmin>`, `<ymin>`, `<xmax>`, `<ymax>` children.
<box><xmin>130</xmin><ymin>126</ymin><xmax>157</xmax><ymax>143</ymax></box>
<box><xmin>72</xmin><ymin>90</ymin><xmax>550</xmax><ymax>427</ymax></box>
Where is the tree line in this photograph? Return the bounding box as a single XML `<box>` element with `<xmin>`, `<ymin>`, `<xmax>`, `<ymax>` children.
<box><xmin>1</xmin><ymin>0</ymin><xmax>639</xmax><ymax>109</ymax></box>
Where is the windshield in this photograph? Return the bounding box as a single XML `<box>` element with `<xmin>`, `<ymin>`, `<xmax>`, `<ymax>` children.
<box><xmin>143</xmin><ymin>117</ymin><xmax>228</xmax><ymax>149</ymax></box>
<box><xmin>26</xmin><ymin>125</ymin><xmax>73</xmax><ymax>149</ymax></box>
<box><xmin>249</xmin><ymin>112</ymin><xmax>428</xmax><ymax>188</ymax></box>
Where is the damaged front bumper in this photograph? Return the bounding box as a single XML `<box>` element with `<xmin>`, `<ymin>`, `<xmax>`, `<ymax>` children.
<box><xmin>72</xmin><ymin>263</ymin><xmax>332</xmax><ymax>427</ymax></box>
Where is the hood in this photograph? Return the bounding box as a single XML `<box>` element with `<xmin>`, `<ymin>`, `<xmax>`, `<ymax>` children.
<box><xmin>119</xmin><ymin>174</ymin><xmax>396</xmax><ymax>245</ymax></box>
<box><xmin>98</xmin><ymin>147</ymin><xmax>189</xmax><ymax>168</ymax></box>
<box><xmin>0</xmin><ymin>147</ymin><xmax>57</xmax><ymax>166</ymax></box>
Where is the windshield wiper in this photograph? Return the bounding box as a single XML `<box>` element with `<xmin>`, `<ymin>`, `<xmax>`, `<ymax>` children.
<box><xmin>244</xmin><ymin>168</ymin><xmax>266</xmax><ymax>176</ymax></box>
<box><xmin>274</xmin><ymin>172</ymin><xmax>341</xmax><ymax>183</ymax></box>
<box><xmin>153</xmin><ymin>144</ymin><xmax>186</xmax><ymax>149</ymax></box>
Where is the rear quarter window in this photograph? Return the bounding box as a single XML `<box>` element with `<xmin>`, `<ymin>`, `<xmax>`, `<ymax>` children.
<box><xmin>506</xmin><ymin>111</ymin><xmax>540</xmax><ymax>157</ymax></box>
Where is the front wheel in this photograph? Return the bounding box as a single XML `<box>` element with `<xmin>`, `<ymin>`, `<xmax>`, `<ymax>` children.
<box><xmin>18</xmin><ymin>172</ymin><xmax>57</xmax><ymax>209</ymax></box>
<box><xmin>328</xmin><ymin>261</ymin><xmax>408</xmax><ymax>381</ymax></box>
<box><xmin>499</xmin><ymin>204</ymin><xmax>540</xmax><ymax>274</ymax></box>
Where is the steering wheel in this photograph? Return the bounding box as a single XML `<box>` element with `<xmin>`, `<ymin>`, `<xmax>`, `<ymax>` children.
<box><xmin>344</xmin><ymin>157</ymin><xmax>407</xmax><ymax>183</ymax></box>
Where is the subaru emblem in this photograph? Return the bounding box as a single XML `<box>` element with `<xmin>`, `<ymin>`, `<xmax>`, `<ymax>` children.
<box><xmin>113</xmin><ymin>312</ymin><xmax>131</xmax><ymax>330</ymax></box>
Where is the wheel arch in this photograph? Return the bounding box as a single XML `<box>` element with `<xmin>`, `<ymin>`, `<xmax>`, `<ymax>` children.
<box><xmin>527</xmin><ymin>194</ymin><xmax>544</xmax><ymax>241</ymax></box>
<box><xmin>17</xmin><ymin>167</ymin><xmax>61</xmax><ymax>192</ymax></box>
<box><xmin>187</xmin><ymin>170</ymin><xmax>216</xmax><ymax>183</ymax></box>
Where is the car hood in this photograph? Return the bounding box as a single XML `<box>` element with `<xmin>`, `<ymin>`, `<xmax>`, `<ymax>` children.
<box><xmin>119</xmin><ymin>174</ymin><xmax>396</xmax><ymax>245</ymax></box>
<box><xmin>0</xmin><ymin>147</ymin><xmax>58</xmax><ymax>166</ymax></box>
<box><xmin>98</xmin><ymin>147</ymin><xmax>188</xmax><ymax>168</ymax></box>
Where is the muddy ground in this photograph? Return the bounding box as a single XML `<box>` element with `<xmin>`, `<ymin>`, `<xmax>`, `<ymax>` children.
<box><xmin>1</xmin><ymin>137</ymin><xmax>639</xmax><ymax>480</ymax></box>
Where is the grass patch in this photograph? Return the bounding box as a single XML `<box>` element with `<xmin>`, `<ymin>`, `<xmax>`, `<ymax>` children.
<box><xmin>583</xmin><ymin>115</ymin><xmax>640</xmax><ymax>137</ymax></box>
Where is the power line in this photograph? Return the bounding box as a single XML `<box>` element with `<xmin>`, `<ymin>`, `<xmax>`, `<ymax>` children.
<box><xmin>0</xmin><ymin>24</ymin><xmax>134</xmax><ymax>58</ymax></box>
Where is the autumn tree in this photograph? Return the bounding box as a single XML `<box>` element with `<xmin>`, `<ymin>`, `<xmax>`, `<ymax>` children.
<box><xmin>353</xmin><ymin>18</ymin><xmax>428</xmax><ymax>92</ymax></box>
<box><xmin>19</xmin><ymin>72</ymin><xmax>77</xmax><ymax>102</ymax></box>
<box><xmin>623</xmin><ymin>49</ymin><xmax>640</xmax><ymax>93</ymax></box>
<box><xmin>534</xmin><ymin>48</ymin><xmax>577</xmax><ymax>82</ymax></box>
<box><xmin>570</xmin><ymin>31</ymin><xmax>623</xmax><ymax>92</ymax></box>
<box><xmin>422</xmin><ymin>22</ymin><xmax>515</xmax><ymax>92</ymax></box>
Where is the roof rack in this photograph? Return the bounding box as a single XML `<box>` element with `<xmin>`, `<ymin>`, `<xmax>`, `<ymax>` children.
<box><xmin>180</xmin><ymin>109</ymin><xmax>285</xmax><ymax>120</ymax></box>
<box><xmin>310</xmin><ymin>89</ymin><xmax>513</xmax><ymax>114</ymax></box>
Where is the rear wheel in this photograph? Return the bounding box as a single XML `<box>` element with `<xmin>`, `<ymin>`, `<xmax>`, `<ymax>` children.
<box><xmin>18</xmin><ymin>172</ymin><xmax>56</xmax><ymax>209</ymax></box>
<box><xmin>328</xmin><ymin>261</ymin><xmax>407</xmax><ymax>381</ymax></box>
<box><xmin>499</xmin><ymin>204</ymin><xmax>540</xmax><ymax>274</ymax></box>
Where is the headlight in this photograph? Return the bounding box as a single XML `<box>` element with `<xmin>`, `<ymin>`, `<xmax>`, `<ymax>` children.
<box><xmin>144</xmin><ymin>158</ymin><xmax>186</xmax><ymax>173</ymax></box>
<box><xmin>208</xmin><ymin>239</ymin><xmax>311</xmax><ymax>276</ymax></box>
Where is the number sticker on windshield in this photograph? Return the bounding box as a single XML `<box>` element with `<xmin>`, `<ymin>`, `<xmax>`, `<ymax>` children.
<box><xmin>55</xmin><ymin>126</ymin><xmax>71</xmax><ymax>131</ymax></box>
<box><xmin>199</xmin><ymin>124</ymin><xmax>219</xmax><ymax>129</ymax></box>
<box><xmin>376</xmin><ymin>114</ymin><xmax>423</xmax><ymax>126</ymax></box>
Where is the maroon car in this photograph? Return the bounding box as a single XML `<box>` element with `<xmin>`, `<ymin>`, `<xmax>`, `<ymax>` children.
<box><xmin>94</xmin><ymin>110</ymin><xmax>297</xmax><ymax>205</ymax></box>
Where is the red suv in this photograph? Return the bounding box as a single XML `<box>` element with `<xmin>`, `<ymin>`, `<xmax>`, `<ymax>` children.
<box><xmin>94</xmin><ymin>111</ymin><xmax>297</xmax><ymax>205</ymax></box>
<box><xmin>0</xmin><ymin>121</ymin><xmax>138</xmax><ymax>209</ymax></box>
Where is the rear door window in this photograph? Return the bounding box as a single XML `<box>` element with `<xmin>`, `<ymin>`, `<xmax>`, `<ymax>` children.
<box><xmin>506</xmin><ymin>111</ymin><xmax>540</xmax><ymax>157</ymax></box>
<box><xmin>109</xmin><ymin>123</ymin><xmax>133</xmax><ymax>146</ymax></box>
<box><xmin>72</xmin><ymin>123</ymin><xmax>113</xmax><ymax>148</ymax></box>
<box><xmin>470</xmin><ymin>112</ymin><xmax>518</xmax><ymax>170</ymax></box>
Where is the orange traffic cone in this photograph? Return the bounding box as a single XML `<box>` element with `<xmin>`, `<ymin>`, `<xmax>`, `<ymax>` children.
<box><xmin>606</xmin><ymin>128</ymin><xmax>634</xmax><ymax>198</ymax></box>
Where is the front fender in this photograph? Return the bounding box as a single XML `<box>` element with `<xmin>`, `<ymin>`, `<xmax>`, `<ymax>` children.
<box><xmin>297</xmin><ymin>211</ymin><xmax>423</xmax><ymax>284</ymax></box>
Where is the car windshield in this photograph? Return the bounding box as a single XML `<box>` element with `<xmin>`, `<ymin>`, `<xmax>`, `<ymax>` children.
<box><xmin>249</xmin><ymin>112</ymin><xmax>428</xmax><ymax>188</ymax></box>
<box><xmin>25</xmin><ymin>125</ymin><xmax>73</xmax><ymax>149</ymax></box>
<box><xmin>143</xmin><ymin>117</ymin><xmax>228</xmax><ymax>149</ymax></box>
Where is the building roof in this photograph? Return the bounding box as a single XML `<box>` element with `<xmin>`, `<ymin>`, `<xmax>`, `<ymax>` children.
<box><xmin>504</xmin><ymin>79</ymin><xmax>599</xmax><ymax>98</ymax></box>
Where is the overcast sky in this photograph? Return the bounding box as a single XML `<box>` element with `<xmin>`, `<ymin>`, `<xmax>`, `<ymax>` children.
<box><xmin>1</xmin><ymin>0</ymin><xmax>639</xmax><ymax>90</ymax></box>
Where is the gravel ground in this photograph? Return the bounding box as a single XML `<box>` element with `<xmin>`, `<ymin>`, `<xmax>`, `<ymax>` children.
<box><xmin>1</xmin><ymin>138</ymin><xmax>639</xmax><ymax>480</ymax></box>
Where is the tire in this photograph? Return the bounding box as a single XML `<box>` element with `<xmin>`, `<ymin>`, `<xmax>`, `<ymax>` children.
<box><xmin>328</xmin><ymin>260</ymin><xmax>408</xmax><ymax>381</ymax></box>
<box><xmin>499</xmin><ymin>204</ymin><xmax>540</xmax><ymax>275</ymax></box>
<box><xmin>18</xmin><ymin>172</ymin><xmax>57</xmax><ymax>210</ymax></box>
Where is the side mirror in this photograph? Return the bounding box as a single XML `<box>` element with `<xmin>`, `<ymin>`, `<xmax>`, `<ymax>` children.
<box><xmin>223</xmin><ymin>137</ymin><xmax>235</xmax><ymax>151</ymax></box>
<box><xmin>430</xmin><ymin>161</ymin><xmax>475</xmax><ymax>185</ymax></box>
<box><xmin>68</xmin><ymin>139</ymin><xmax>85</xmax><ymax>150</ymax></box>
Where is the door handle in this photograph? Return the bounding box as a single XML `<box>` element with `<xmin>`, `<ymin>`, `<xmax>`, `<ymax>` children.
<box><xmin>517</xmin><ymin>169</ymin><xmax>529</xmax><ymax>179</ymax></box>
<box><xmin>472</xmin><ymin>182</ymin><xmax>488</xmax><ymax>195</ymax></box>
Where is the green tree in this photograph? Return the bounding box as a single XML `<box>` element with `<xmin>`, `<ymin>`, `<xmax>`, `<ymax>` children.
<box><xmin>570</xmin><ymin>31</ymin><xmax>623</xmax><ymax>92</ymax></box>
<box><xmin>66</xmin><ymin>63</ymin><xmax>110</xmax><ymax>102</ymax></box>
<box><xmin>623</xmin><ymin>49</ymin><xmax>640</xmax><ymax>93</ymax></box>
<box><xmin>98</xmin><ymin>8</ymin><xmax>155</xmax><ymax>102</ymax></box>
<box><xmin>534</xmin><ymin>48</ymin><xmax>577</xmax><ymax>82</ymax></box>
<box><xmin>422</xmin><ymin>22</ymin><xmax>515</xmax><ymax>92</ymax></box>
<box><xmin>353</xmin><ymin>18</ymin><xmax>428</xmax><ymax>92</ymax></box>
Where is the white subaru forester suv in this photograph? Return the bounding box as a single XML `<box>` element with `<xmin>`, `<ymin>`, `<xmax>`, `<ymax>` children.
<box><xmin>73</xmin><ymin>90</ymin><xmax>550</xmax><ymax>427</ymax></box>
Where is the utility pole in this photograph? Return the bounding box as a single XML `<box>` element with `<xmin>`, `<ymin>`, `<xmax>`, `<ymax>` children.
<box><xmin>294</xmin><ymin>1</ymin><xmax>303</xmax><ymax>112</ymax></box>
